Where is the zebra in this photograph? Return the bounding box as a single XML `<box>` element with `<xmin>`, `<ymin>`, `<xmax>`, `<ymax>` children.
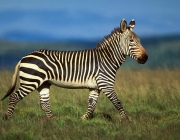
<box><xmin>1</xmin><ymin>19</ymin><xmax>148</xmax><ymax>122</ymax></box>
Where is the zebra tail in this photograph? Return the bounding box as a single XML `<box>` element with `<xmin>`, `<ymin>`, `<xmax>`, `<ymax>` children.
<box><xmin>1</xmin><ymin>61</ymin><xmax>20</xmax><ymax>101</ymax></box>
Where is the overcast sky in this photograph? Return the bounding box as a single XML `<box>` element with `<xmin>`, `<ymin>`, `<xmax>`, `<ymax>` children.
<box><xmin>0</xmin><ymin>0</ymin><xmax>179</xmax><ymax>41</ymax></box>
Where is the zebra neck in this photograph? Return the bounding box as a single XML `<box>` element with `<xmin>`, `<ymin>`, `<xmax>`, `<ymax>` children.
<box><xmin>96</xmin><ymin>38</ymin><xmax>126</xmax><ymax>70</ymax></box>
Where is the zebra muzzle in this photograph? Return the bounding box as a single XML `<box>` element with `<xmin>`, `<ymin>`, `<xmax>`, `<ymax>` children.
<box><xmin>137</xmin><ymin>53</ymin><xmax>148</xmax><ymax>64</ymax></box>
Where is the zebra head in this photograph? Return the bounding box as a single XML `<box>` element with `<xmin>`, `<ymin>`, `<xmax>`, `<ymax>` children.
<box><xmin>120</xmin><ymin>19</ymin><xmax>148</xmax><ymax>64</ymax></box>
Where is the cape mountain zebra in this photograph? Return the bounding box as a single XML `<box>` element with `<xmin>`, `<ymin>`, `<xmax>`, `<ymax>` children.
<box><xmin>1</xmin><ymin>19</ymin><xmax>148</xmax><ymax>122</ymax></box>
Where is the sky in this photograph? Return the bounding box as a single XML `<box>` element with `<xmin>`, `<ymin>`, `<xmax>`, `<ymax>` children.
<box><xmin>0</xmin><ymin>0</ymin><xmax>180</xmax><ymax>41</ymax></box>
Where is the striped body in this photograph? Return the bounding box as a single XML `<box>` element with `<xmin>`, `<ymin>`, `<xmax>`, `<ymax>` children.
<box><xmin>1</xmin><ymin>19</ymin><xmax>148</xmax><ymax>122</ymax></box>
<box><xmin>20</xmin><ymin>50</ymin><xmax>100</xmax><ymax>89</ymax></box>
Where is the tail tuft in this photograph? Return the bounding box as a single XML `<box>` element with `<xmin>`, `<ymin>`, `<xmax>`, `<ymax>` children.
<box><xmin>1</xmin><ymin>86</ymin><xmax>16</xmax><ymax>101</ymax></box>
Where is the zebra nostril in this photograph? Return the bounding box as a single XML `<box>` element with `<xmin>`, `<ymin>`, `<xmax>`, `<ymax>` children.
<box><xmin>142</xmin><ymin>53</ymin><xmax>148</xmax><ymax>61</ymax></box>
<box><xmin>137</xmin><ymin>53</ymin><xmax>148</xmax><ymax>64</ymax></box>
<box><xmin>144</xmin><ymin>54</ymin><xmax>148</xmax><ymax>60</ymax></box>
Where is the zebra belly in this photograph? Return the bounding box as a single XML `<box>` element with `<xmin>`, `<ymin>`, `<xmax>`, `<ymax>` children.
<box><xmin>48</xmin><ymin>78</ymin><xmax>97</xmax><ymax>89</ymax></box>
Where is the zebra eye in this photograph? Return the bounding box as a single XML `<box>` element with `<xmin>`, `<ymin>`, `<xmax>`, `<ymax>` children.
<box><xmin>130</xmin><ymin>39</ymin><xmax>133</xmax><ymax>42</ymax></box>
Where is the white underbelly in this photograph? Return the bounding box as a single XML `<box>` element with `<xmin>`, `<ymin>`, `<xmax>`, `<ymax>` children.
<box><xmin>48</xmin><ymin>78</ymin><xmax>97</xmax><ymax>89</ymax></box>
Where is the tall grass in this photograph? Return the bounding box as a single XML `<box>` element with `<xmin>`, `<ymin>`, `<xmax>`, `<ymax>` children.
<box><xmin>0</xmin><ymin>69</ymin><xmax>180</xmax><ymax>140</ymax></box>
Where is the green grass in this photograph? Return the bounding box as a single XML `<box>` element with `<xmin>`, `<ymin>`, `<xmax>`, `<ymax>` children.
<box><xmin>0</xmin><ymin>69</ymin><xmax>180</xmax><ymax>140</ymax></box>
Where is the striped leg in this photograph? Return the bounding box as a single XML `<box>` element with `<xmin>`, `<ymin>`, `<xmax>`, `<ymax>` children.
<box><xmin>81</xmin><ymin>89</ymin><xmax>100</xmax><ymax>119</ymax></box>
<box><xmin>3</xmin><ymin>87</ymin><xmax>34</xmax><ymax>120</ymax></box>
<box><xmin>37</xmin><ymin>82</ymin><xmax>54</xmax><ymax>120</ymax></box>
<box><xmin>103</xmin><ymin>88</ymin><xmax>129</xmax><ymax>122</ymax></box>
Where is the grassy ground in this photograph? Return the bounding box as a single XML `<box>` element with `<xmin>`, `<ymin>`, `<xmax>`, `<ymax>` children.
<box><xmin>0</xmin><ymin>69</ymin><xmax>180</xmax><ymax>140</ymax></box>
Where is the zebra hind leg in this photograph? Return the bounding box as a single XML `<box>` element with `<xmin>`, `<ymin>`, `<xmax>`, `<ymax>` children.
<box><xmin>81</xmin><ymin>89</ymin><xmax>100</xmax><ymax>120</ymax></box>
<box><xmin>3</xmin><ymin>87</ymin><xmax>33</xmax><ymax>120</ymax></box>
<box><xmin>37</xmin><ymin>82</ymin><xmax>54</xmax><ymax>120</ymax></box>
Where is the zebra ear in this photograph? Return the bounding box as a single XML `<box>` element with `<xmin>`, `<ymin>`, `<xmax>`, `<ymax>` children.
<box><xmin>120</xmin><ymin>19</ymin><xmax>127</xmax><ymax>32</ymax></box>
<box><xmin>128</xmin><ymin>19</ymin><xmax>135</xmax><ymax>31</ymax></box>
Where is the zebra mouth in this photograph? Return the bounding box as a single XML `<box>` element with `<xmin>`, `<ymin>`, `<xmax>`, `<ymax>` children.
<box><xmin>137</xmin><ymin>54</ymin><xmax>148</xmax><ymax>64</ymax></box>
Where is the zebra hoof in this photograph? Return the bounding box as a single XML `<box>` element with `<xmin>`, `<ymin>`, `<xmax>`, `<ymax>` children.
<box><xmin>121</xmin><ymin>117</ymin><xmax>130</xmax><ymax>124</ymax></box>
<box><xmin>45</xmin><ymin>116</ymin><xmax>56</xmax><ymax>121</ymax></box>
<box><xmin>81</xmin><ymin>114</ymin><xmax>88</xmax><ymax>120</ymax></box>
<box><xmin>49</xmin><ymin>116</ymin><xmax>56</xmax><ymax>121</ymax></box>
<box><xmin>81</xmin><ymin>114</ymin><xmax>93</xmax><ymax>120</ymax></box>
<box><xmin>2</xmin><ymin>114</ymin><xmax>9</xmax><ymax>120</ymax></box>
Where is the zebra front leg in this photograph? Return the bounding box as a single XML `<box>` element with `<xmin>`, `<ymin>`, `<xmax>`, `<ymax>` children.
<box><xmin>103</xmin><ymin>88</ymin><xmax>129</xmax><ymax>123</ymax></box>
<box><xmin>81</xmin><ymin>89</ymin><xmax>100</xmax><ymax>120</ymax></box>
<box><xmin>37</xmin><ymin>82</ymin><xmax>54</xmax><ymax>120</ymax></box>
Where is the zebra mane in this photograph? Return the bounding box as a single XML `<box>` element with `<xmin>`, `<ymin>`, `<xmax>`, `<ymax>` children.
<box><xmin>96</xmin><ymin>27</ymin><xmax>121</xmax><ymax>49</ymax></box>
<box><xmin>96</xmin><ymin>26</ymin><xmax>140</xmax><ymax>50</ymax></box>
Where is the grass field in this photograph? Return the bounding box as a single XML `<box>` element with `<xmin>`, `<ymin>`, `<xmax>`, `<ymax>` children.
<box><xmin>0</xmin><ymin>69</ymin><xmax>180</xmax><ymax>140</ymax></box>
